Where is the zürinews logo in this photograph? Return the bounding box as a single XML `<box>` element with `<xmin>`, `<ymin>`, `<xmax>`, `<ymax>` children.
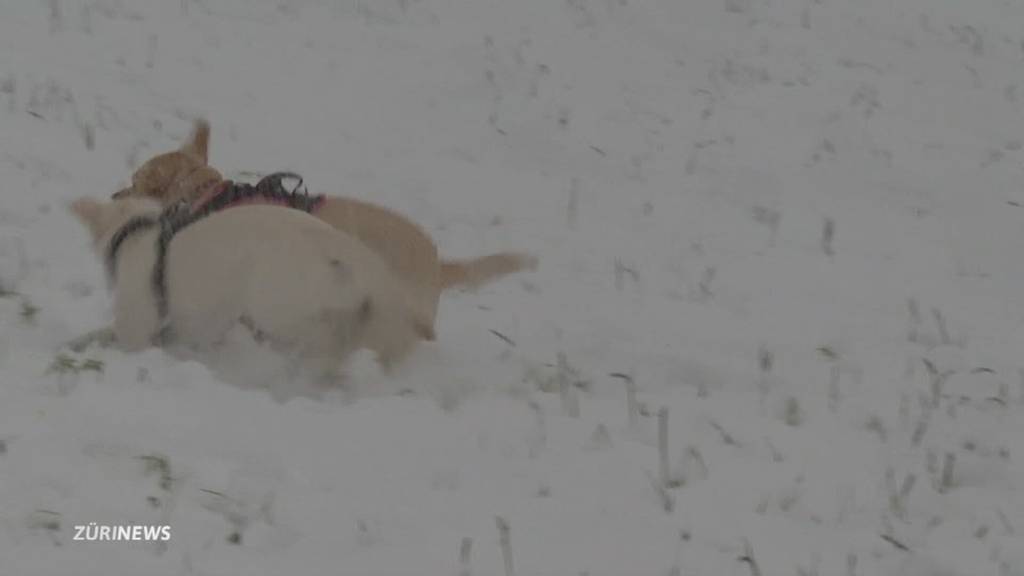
<box><xmin>73</xmin><ymin>523</ymin><xmax>172</xmax><ymax>542</ymax></box>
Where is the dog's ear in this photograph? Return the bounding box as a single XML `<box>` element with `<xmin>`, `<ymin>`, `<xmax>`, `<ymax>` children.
<box><xmin>69</xmin><ymin>198</ymin><xmax>105</xmax><ymax>240</ymax></box>
<box><xmin>180</xmin><ymin>118</ymin><xmax>210</xmax><ymax>164</ymax></box>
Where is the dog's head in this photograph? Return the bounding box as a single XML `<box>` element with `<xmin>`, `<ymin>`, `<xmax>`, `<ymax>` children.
<box><xmin>113</xmin><ymin>118</ymin><xmax>223</xmax><ymax>204</ymax></box>
<box><xmin>70</xmin><ymin>196</ymin><xmax>163</xmax><ymax>249</ymax></box>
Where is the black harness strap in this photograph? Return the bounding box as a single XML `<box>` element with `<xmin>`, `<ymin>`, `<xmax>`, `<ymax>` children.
<box><xmin>253</xmin><ymin>171</ymin><xmax>320</xmax><ymax>209</ymax></box>
<box><xmin>105</xmin><ymin>202</ymin><xmax>194</xmax><ymax>342</ymax></box>
<box><xmin>192</xmin><ymin>172</ymin><xmax>325</xmax><ymax>218</ymax></box>
<box><xmin>152</xmin><ymin>202</ymin><xmax>194</xmax><ymax>320</ymax></box>
<box><xmin>105</xmin><ymin>215</ymin><xmax>158</xmax><ymax>281</ymax></box>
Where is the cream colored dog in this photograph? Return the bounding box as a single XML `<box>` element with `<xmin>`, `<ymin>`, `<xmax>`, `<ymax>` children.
<box><xmin>113</xmin><ymin>119</ymin><xmax>536</xmax><ymax>332</ymax></box>
<box><xmin>70</xmin><ymin>196</ymin><xmax>432</xmax><ymax>376</ymax></box>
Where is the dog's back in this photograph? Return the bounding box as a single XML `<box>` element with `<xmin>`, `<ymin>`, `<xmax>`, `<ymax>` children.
<box><xmin>165</xmin><ymin>205</ymin><xmax>427</xmax><ymax>369</ymax></box>
<box><xmin>313</xmin><ymin>198</ymin><xmax>441</xmax><ymax>324</ymax></box>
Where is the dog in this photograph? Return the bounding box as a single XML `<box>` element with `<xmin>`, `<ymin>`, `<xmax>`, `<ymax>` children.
<box><xmin>70</xmin><ymin>195</ymin><xmax>433</xmax><ymax>378</ymax></box>
<box><xmin>113</xmin><ymin>119</ymin><xmax>536</xmax><ymax>332</ymax></box>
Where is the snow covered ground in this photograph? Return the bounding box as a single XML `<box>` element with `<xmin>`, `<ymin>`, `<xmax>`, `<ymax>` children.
<box><xmin>1</xmin><ymin>0</ymin><xmax>1023</xmax><ymax>573</ymax></box>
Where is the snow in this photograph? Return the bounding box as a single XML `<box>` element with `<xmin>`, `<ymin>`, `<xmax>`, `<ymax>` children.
<box><xmin>1</xmin><ymin>0</ymin><xmax>1023</xmax><ymax>574</ymax></box>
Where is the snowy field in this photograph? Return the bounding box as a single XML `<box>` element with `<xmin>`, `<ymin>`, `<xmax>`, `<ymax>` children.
<box><xmin>2</xmin><ymin>0</ymin><xmax>1024</xmax><ymax>574</ymax></box>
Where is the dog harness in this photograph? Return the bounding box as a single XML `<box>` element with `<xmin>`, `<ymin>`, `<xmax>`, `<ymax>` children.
<box><xmin>105</xmin><ymin>172</ymin><xmax>325</xmax><ymax>342</ymax></box>
<box><xmin>190</xmin><ymin>172</ymin><xmax>326</xmax><ymax>218</ymax></box>
<box><xmin>104</xmin><ymin>202</ymin><xmax>192</xmax><ymax>341</ymax></box>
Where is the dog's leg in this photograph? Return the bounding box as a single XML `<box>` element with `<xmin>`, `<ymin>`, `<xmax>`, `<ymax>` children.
<box><xmin>63</xmin><ymin>326</ymin><xmax>116</xmax><ymax>352</ymax></box>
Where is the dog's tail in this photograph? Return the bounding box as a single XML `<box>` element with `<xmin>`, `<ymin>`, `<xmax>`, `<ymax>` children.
<box><xmin>439</xmin><ymin>252</ymin><xmax>537</xmax><ymax>290</ymax></box>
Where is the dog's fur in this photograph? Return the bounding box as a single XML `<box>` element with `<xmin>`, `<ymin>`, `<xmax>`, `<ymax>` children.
<box><xmin>113</xmin><ymin>119</ymin><xmax>536</xmax><ymax>330</ymax></box>
<box><xmin>71</xmin><ymin>196</ymin><xmax>432</xmax><ymax>375</ymax></box>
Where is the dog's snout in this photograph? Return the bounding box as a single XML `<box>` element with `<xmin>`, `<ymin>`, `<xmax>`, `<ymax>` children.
<box><xmin>111</xmin><ymin>188</ymin><xmax>130</xmax><ymax>199</ymax></box>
